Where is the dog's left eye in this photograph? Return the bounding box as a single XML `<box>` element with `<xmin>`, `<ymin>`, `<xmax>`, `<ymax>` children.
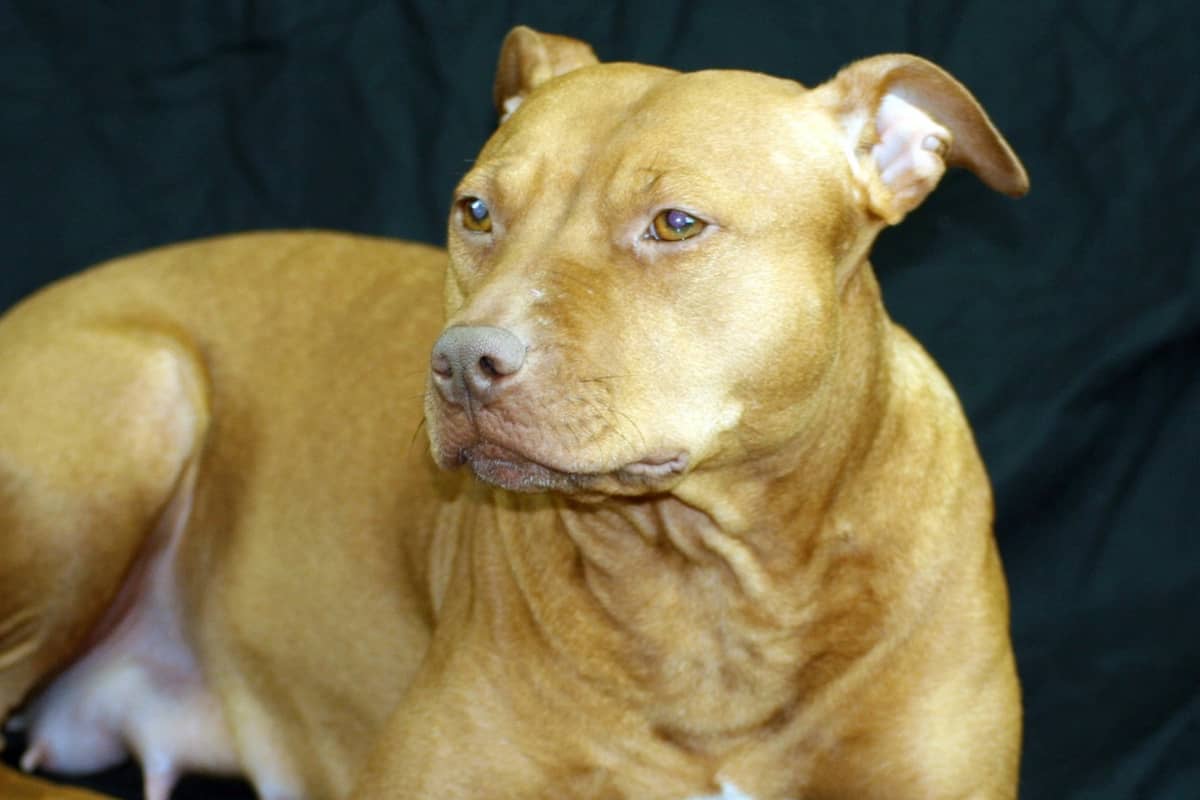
<box><xmin>645</xmin><ymin>209</ymin><xmax>707</xmax><ymax>242</ymax></box>
<box><xmin>458</xmin><ymin>197</ymin><xmax>493</xmax><ymax>233</ymax></box>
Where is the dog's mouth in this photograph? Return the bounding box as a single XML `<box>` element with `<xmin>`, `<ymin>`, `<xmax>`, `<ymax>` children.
<box><xmin>457</xmin><ymin>441</ymin><xmax>689</xmax><ymax>495</ymax></box>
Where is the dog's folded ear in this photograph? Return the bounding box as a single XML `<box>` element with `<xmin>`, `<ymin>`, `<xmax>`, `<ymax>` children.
<box><xmin>494</xmin><ymin>26</ymin><xmax>600</xmax><ymax>123</ymax></box>
<box><xmin>818</xmin><ymin>54</ymin><xmax>1029</xmax><ymax>224</ymax></box>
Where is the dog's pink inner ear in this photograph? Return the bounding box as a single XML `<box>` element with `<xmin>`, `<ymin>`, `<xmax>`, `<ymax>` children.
<box><xmin>493</xmin><ymin>26</ymin><xmax>600</xmax><ymax>122</ymax></box>
<box><xmin>870</xmin><ymin>93</ymin><xmax>953</xmax><ymax>222</ymax></box>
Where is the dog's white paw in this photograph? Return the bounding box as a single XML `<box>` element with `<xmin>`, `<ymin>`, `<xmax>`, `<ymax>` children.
<box><xmin>685</xmin><ymin>781</ymin><xmax>758</xmax><ymax>800</ymax></box>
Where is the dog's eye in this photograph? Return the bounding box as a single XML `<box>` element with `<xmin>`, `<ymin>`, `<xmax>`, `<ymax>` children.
<box><xmin>646</xmin><ymin>209</ymin><xmax>706</xmax><ymax>242</ymax></box>
<box><xmin>458</xmin><ymin>197</ymin><xmax>493</xmax><ymax>233</ymax></box>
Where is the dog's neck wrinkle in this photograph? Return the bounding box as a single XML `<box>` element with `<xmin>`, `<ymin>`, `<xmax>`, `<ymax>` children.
<box><xmin>525</xmin><ymin>493</ymin><xmax>893</xmax><ymax>744</ymax></box>
<box><xmin>484</xmin><ymin>491</ymin><xmax>762</xmax><ymax>666</ymax></box>
<box><xmin>476</xmin><ymin>492</ymin><xmax>830</xmax><ymax>739</ymax></box>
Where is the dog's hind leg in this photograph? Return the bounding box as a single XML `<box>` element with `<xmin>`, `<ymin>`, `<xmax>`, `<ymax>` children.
<box><xmin>0</xmin><ymin>312</ymin><xmax>209</xmax><ymax>764</ymax></box>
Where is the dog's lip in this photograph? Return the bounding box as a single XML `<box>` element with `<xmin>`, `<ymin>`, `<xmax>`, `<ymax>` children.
<box><xmin>463</xmin><ymin>443</ymin><xmax>574</xmax><ymax>493</ymax></box>
<box><xmin>617</xmin><ymin>451</ymin><xmax>690</xmax><ymax>478</ymax></box>
<box><xmin>459</xmin><ymin>441</ymin><xmax>689</xmax><ymax>493</ymax></box>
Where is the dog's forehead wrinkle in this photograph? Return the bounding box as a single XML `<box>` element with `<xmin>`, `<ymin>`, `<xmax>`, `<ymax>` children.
<box><xmin>600</xmin><ymin>161</ymin><xmax>721</xmax><ymax>214</ymax></box>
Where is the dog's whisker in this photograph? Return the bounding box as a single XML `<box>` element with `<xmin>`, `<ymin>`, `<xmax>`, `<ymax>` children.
<box><xmin>408</xmin><ymin>416</ymin><xmax>428</xmax><ymax>454</ymax></box>
<box><xmin>612</xmin><ymin>409</ymin><xmax>648</xmax><ymax>451</ymax></box>
<box><xmin>602</xmin><ymin>410</ymin><xmax>638</xmax><ymax>455</ymax></box>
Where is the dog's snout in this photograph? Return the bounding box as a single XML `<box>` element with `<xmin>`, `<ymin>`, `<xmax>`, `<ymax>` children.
<box><xmin>431</xmin><ymin>325</ymin><xmax>526</xmax><ymax>406</ymax></box>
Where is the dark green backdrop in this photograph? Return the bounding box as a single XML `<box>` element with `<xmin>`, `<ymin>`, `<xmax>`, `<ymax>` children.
<box><xmin>2</xmin><ymin>2</ymin><xmax>1197</xmax><ymax>798</ymax></box>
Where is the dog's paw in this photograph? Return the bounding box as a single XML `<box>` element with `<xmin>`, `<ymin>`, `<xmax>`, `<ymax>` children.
<box><xmin>684</xmin><ymin>781</ymin><xmax>758</xmax><ymax>800</ymax></box>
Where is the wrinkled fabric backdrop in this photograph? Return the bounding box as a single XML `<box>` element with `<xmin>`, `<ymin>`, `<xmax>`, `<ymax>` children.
<box><xmin>1</xmin><ymin>2</ymin><xmax>1196</xmax><ymax>798</ymax></box>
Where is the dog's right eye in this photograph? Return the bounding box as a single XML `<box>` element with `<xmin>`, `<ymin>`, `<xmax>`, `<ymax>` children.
<box><xmin>645</xmin><ymin>208</ymin><xmax>707</xmax><ymax>242</ymax></box>
<box><xmin>458</xmin><ymin>197</ymin><xmax>493</xmax><ymax>233</ymax></box>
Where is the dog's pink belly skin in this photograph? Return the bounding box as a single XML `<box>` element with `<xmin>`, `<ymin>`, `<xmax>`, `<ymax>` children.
<box><xmin>21</xmin><ymin>599</ymin><xmax>234</xmax><ymax>781</ymax></box>
<box><xmin>16</xmin><ymin>472</ymin><xmax>283</xmax><ymax>799</ymax></box>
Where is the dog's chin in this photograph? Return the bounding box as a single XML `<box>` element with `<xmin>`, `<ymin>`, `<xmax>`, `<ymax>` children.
<box><xmin>465</xmin><ymin>442</ymin><xmax>579</xmax><ymax>493</ymax></box>
<box><xmin>448</xmin><ymin>441</ymin><xmax>688</xmax><ymax>496</ymax></box>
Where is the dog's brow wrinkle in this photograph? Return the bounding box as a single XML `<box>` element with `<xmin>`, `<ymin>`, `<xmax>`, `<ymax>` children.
<box><xmin>637</xmin><ymin>168</ymin><xmax>668</xmax><ymax>192</ymax></box>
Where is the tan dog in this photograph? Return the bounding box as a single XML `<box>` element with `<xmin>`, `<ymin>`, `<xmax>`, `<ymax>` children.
<box><xmin>0</xmin><ymin>26</ymin><xmax>1027</xmax><ymax>800</ymax></box>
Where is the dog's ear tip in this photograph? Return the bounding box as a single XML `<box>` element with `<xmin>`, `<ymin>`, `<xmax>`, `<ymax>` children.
<box><xmin>1006</xmin><ymin>180</ymin><xmax>1031</xmax><ymax>199</ymax></box>
<box><xmin>980</xmin><ymin>145</ymin><xmax>1031</xmax><ymax>199</ymax></box>
<box><xmin>1004</xmin><ymin>168</ymin><xmax>1032</xmax><ymax>198</ymax></box>
<box><xmin>964</xmin><ymin>141</ymin><xmax>1029</xmax><ymax>199</ymax></box>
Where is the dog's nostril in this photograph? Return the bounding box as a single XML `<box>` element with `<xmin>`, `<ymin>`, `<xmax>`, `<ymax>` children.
<box><xmin>479</xmin><ymin>356</ymin><xmax>498</xmax><ymax>377</ymax></box>
<box><xmin>431</xmin><ymin>351</ymin><xmax>453</xmax><ymax>378</ymax></box>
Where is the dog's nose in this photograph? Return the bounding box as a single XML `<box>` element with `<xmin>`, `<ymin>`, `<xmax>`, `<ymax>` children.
<box><xmin>430</xmin><ymin>325</ymin><xmax>526</xmax><ymax>406</ymax></box>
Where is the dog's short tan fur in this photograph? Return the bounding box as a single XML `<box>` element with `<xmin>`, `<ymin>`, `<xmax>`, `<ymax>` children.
<box><xmin>0</xmin><ymin>27</ymin><xmax>1026</xmax><ymax>800</ymax></box>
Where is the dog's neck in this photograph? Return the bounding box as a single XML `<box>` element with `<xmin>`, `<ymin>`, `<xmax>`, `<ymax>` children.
<box><xmin>457</xmin><ymin>263</ymin><xmax>903</xmax><ymax>742</ymax></box>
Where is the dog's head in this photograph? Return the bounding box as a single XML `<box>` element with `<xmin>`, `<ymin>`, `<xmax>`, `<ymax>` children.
<box><xmin>425</xmin><ymin>27</ymin><xmax>1026</xmax><ymax>497</ymax></box>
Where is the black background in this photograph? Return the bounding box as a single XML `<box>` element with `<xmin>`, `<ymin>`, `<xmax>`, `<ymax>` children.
<box><xmin>2</xmin><ymin>2</ymin><xmax>1197</xmax><ymax>798</ymax></box>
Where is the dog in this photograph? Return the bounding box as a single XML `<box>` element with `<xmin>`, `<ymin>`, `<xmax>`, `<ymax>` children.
<box><xmin>0</xmin><ymin>25</ymin><xmax>1027</xmax><ymax>800</ymax></box>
